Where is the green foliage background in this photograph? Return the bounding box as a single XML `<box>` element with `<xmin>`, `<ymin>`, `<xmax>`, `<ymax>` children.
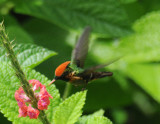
<box><xmin>0</xmin><ymin>0</ymin><xmax>160</xmax><ymax>123</ymax></box>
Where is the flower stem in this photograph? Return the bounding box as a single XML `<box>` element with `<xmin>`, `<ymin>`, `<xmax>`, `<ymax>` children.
<box><xmin>0</xmin><ymin>22</ymin><xmax>50</xmax><ymax>124</ymax></box>
<box><xmin>63</xmin><ymin>83</ymin><xmax>72</xmax><ymax>99</ymax></box>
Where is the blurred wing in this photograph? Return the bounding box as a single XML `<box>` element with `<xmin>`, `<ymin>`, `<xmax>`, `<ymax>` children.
<box><xmin>85</xmin><ymin>57</ymin><xmax>121</xmax><ymax>72</ymax></box>
<box><xmin>71</xmin><ymin>26</ymin><xmax>91</xmax><ymax>68</ymax></box>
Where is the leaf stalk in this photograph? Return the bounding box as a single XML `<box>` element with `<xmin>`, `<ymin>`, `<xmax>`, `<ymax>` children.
<box><xmin>63</xmin><ymin>83</ymin><xmax>72</xmax><ymax>99</ymax></box>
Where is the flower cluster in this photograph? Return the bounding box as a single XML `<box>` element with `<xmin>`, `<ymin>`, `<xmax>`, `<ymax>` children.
<box><xmin>15</xmin><ymin>79</ymin><xmax>53</xmax><ymax>119</ymax></box>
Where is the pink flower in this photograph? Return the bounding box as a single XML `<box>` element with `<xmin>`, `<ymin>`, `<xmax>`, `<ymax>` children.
<box><xmin>15</xmin><ymin>87</ymin><xmax>31</xmax><ymax>103</ymax></box>
<box><xmin>27</xmin><ymin>104</ymin><xmax>40</xmax><ymax>119</ymax></box>
<box><xmin>18</xmin><ymin>106</ymin><xmax>28</xmax><ymax>117</ymax></box>
<box><xmin>15</xmin><ymin>79</ymin><xmax>53</xmax><ymax>119</ymax></box>
<box><xmin>38</xmin><ymin>95</ymin><xmax>50</xmax><ymax>110</ymax></box>
<box><xmin>29</xmin><ymin>80</ymin><xmax>44</xmax><ymax>91</ymax></box>
<box><xmin>15</xmin><ymin>87</ymin><xmax>24</xmax><ymax>100</ymax></box>
<box><xmin>16</xmin><ymin>98</ymin><xmax>25</xmax><ymax>108</ymax></box>
<box><xmin>39</xmin><ymin>87</ymin><xmax>53</xmax><ymax>99</ymax></box>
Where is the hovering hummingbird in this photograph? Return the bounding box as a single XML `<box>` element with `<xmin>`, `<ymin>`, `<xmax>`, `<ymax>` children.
<box><xmin>49</xmin><ymin>27</ymin><xmax>118</xmax><ymax>87</ymax></box>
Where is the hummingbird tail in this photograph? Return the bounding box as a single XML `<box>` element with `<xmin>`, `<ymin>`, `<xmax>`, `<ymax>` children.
<box><xmin>99</xmin><ymin>72</ymin><xmax>113</xmax><ymax>78</ymax></box>
<box><xmin>92</xmin><ymin>72</ymin><xmax>113</xmax><ymax>80</ymax></box>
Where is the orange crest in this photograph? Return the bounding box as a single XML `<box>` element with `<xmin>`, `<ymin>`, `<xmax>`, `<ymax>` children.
<box><xmin>55</xmin><ymin>61</ymin><xmax>71</xmax><ymax>77</ymax></box>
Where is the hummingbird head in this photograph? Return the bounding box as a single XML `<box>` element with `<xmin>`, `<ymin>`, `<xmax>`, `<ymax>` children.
<box><xmin>55</xmin><ymin>61</ymin><xmax>71</xmax><ymax>78</ymax></box>
<box><xmin>49</xmin><ymin>61</ymin><xmax>71</xmax><ymax>85</ymax></box>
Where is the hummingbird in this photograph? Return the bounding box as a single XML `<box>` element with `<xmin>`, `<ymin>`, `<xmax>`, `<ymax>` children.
<box><xmin>49</xmin><ymin>27</ymin><xmax>118</xmax><ymax>87</ymax></box>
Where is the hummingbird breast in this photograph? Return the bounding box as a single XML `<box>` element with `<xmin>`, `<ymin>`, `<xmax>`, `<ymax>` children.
<box><xmin>57</xmin><ymin>70</ymin><xmax>85</xmax><ymax>86</ymax></box>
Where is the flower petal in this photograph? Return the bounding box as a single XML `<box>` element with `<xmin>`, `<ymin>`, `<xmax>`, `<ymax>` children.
<box><xmin>18</xmin><ymin>106</ymin><xmax>28</xmax><ymax>117</ymax></box>
<box><xmin>39</xmin><ymin>87</ymin><xmax>53</xmax><ymax>99</ymax></box>
<box><xmin>38</xmin><ymin>95</ymin><xmax>50</xmax><ymax>110</ymax></box>
<box><xmin>29</xmin><ymin>79</ymin><xmax>45</xmax><ymax>91</ymax></box>
<box><xmin>27</xmin><ymin>104</ymin><xmax>40</xmax><ymax>119</ymax></box>
<box><xmin>17</xmin><ymin>98</ymin><xmax>26</xmax><ymax>108</ymax></box>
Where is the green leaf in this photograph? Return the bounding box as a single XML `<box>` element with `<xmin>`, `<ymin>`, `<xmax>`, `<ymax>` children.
<box><xmin>0</xmin><ymin>62</ymin><xmax>61</xmax><ymax>123</ymax></box>
<box><xmin>90</xmin><ymin>11</ymin><xmax>160</xmax><ymax>64</ymax></box>
<box><xmin>54</xmin><ymin>91</ymin><xmax>87</xmax><ymax>124</ymax></box>
<box><xmin>112</xmin><ymin>109</ymin><xmax>128</xmax><ymax>124</ymax></box>
<box><xmin>110</xmin><ymin>12</ymin><xmax>160</xmax><ymax>103</ymax></box>
<box><xmin>76</xmin><ymin>110</ymin><xmax>112</xmax><ymax>124</ymax></box>
<box><xmin>0</xmin><ymin>0</ymin><xmax>6</xmax><ymax>4</ymax></box>
<box><xmin>0</xmin><ymin>43</ymin><xmax>57</xmax><ymax>68</ymax></box>
<box><xmin>14</xmin><ymin>0</ymin><xmax>131</xmax><ymax>38</ymax></box>
<box><xmin>86</xmin><ymin>116</ymin><xmax>112</xmax><ymax>124</ymax></box>
<box><xmin>139</xmin><ymin>0</ymin><xmax>160</xmax><ymax>12</ymax></box>
<box><xmin>119</xmin><ymin>11</ymin><xmax>160</xmax><ymax>63</ymax></box>
<box><xmin>0</xmin><ymin>1</ymin><xmax>14</xmax><ymax>15</ymax></box>
<box><xmin>123</xmin><ymin>2</ymin><xmax>146</xmax><ymax>23</ymax></box>
<box><xmin>76</xmin><ymin>109</ymin><xmax>105</xmax><ymax>124</ymax></box>
<box><xmin>126</xmin><ymin>64</ymin><xmax>160</xmax><ymax>103</ymax></box>
<box><xmin>120</xmin><ymin>0</ymin><xmax>137</xmax><ymax>4</ymax></box>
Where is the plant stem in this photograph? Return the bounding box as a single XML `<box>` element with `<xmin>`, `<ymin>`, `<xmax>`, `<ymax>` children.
<box><xmin>63</xmin><ymin>83</ymin><xmax>72</xmax><ymax>99</ymax></box>
<box><xmin>0</xmin><ymin>22</ymin><xmax>50</xmax><ymax>124</ymax></box>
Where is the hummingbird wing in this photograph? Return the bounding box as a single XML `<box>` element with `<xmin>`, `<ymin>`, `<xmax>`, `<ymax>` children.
<box><xmin>85</xmin><ymin>57</ymin><xmax>121</xmax><ymax>72</ymax></box>
<box><xmin>71</xmin><ymin>26</ymin><xmax>91</xmax><ymax>68</ymax></box>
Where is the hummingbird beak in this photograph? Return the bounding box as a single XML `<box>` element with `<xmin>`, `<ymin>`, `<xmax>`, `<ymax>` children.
<box><xmin>48</xmin><ymin>79</ymin><xmax>56</xmax><ymax>86</ymax></box>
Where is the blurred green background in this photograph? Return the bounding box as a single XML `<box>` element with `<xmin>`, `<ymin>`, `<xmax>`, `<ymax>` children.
<box><xmin>0</xmin><ymin>0</ymin><xmax>160</xmax><ymax>123</ymax></box>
